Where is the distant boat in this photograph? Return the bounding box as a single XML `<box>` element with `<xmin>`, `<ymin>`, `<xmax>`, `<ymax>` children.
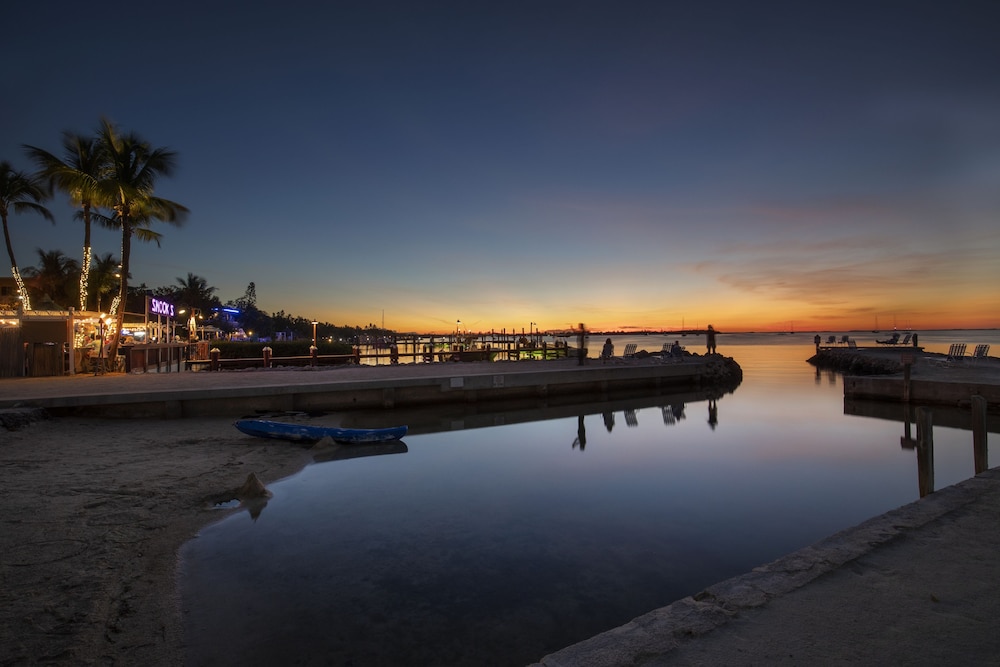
<box><xmin>872</xmin><ymin>316</ymin><xmax>880</xmax><ymax>333</ymax></box>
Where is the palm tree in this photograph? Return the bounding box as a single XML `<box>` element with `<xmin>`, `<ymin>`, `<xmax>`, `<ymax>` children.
<box><xmin>94</xmin><ymin>120</ymin><xmax>188</xmax><ymax>357</ymax></box>
<box><xmin>0</xmin><ymin>161</ymin><xmax>54</xmax><ymax>311</ymax></box>
<box><xmin>24</xmin><ymin>133</ymin><xmax>106</xmax><ymax>311</ymax></box>
<box><xmin>22</xmin><ymin>248</ymin><xmax>79</xmax><ymax>309</ymax></box>
<box><xmin>87</xmin><ymin>252</ymin><xmax>121</xmax><ymax>312</ymax></box>
<box><xmin>174</xmin><ymin>272</ymin><xmax>217</xmax><ymax>313</ymax></box>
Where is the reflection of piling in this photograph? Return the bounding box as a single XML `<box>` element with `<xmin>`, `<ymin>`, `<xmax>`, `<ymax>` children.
<box><xmin>973</xmin><ymin>395</ymin><xmax>988</xmax><ymax>474</ymax></box>
<box><xmin>916</xmin><ymin>407</ymin><xmax>934</xmax><ymax>497</ymax></box>
<box><xmin>901</xmin><ymin>352</ymin><xmax>914</xmax><ymax>402</ymax></box>
<box><xmin>900</xmin><ymin>404</ymin><xmax>916</xmax><ymax>449</ymax></box>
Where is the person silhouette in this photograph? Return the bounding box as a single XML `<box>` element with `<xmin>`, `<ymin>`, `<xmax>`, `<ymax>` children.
<box><xmin>572</xmin><ymin>414</ymin><xmax>587</xmax><ymax>450</ymax></box>
<box><xmin>602</xmin><ymin>411</ymin><xmax>615</xmax><ymax>432</ymax></box>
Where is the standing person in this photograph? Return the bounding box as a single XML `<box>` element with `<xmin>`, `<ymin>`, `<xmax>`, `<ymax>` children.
<box><xmin>814</xmin><ymin>334</ymin><xmax>821</xmax><ymax>352</ymax></box>
<box><xmin>577</xmin><ymin>323</ymin><xmax>586</xmax><ymax>366</ymax></box>
<box><xmin>706</xmin><ymin>324</ymin><xmax>717</xmax><ymax>355</ymax></box>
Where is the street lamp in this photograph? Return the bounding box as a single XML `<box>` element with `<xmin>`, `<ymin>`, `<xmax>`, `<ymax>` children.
<box><xmin>311</xmin><ymin>321</ymin><xmax>318</xmax><ymax>347</ymax></box>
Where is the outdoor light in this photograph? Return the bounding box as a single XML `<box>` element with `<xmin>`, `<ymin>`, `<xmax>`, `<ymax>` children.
<box><xmin>312</xmin><ymin>320</ymin><xmax>318</xmax><ymax>346</ymax></box>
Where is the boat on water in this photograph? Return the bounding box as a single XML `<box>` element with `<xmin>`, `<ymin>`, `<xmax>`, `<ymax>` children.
<box><xmin>234</xmin><ymin>419</ymin><xmax>407</xmax><ymax>444</ymax></box>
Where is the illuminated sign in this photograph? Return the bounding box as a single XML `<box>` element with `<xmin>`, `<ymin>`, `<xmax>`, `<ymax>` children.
<box><xmin>149</xmin><ymin>297</ymin><xmax>175</xmax><ymax>318</ymax></box>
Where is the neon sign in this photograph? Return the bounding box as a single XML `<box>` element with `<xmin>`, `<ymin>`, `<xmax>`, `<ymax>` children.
<box><xmin>149</xmin><ymin>297</ymin><xmax>175</xmax><ymax>318</ymax></box>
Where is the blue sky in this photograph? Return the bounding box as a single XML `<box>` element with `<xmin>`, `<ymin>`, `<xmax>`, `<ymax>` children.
<box><xmin>3</xmin><ymin>1</ymin><xmax>998</xmax><ymax>332</ymax></box>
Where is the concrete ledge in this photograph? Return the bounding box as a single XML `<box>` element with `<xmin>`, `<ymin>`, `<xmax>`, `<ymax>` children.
<box><xmin>844</xmin><ymin>376</ymin><xmax>1000</xmax><ymax>409</ymax></box>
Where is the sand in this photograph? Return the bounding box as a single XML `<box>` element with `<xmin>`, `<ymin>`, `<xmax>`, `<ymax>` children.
<box><xmin>0</xmin><ymin>413</ymin><xmax>313</xmax><ymax>665</ymax></box>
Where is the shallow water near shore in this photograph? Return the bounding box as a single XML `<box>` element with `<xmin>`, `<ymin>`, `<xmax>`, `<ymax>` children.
<box><xmin>180</xmin><ymin>330</ymin><xmax>999</xmax><ymax>666</ymax></box>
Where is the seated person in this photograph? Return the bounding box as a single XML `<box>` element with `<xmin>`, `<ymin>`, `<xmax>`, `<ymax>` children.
<box><xmin>601</xmin><ymin>338</ymin><xmax>614</xmax><ymax>360</ymax></box>
<box><xmin>670</xmin><ymin>340</ymin><xmax>683</xmax><ymax>358</ymax></box>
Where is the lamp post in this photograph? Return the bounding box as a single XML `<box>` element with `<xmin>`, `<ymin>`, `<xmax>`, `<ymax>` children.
<box><xmin>95</xmin><ymin>314</ymin><xmax>106</xmax><ymax>376</ymax></box>
<box><xmin>311</xmin><ymin>321</ymin><xmax>318</xmax><ymax>347</ymax></box>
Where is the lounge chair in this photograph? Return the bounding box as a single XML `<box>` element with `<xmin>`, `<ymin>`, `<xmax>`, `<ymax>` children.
<box><xmin>899</xmin><ymin>333</ymin><xmax>912</xmax><ymax>346</ymax></box>
<box><xmin>972</xmin><ymin>344</ymin><xmax>990</xmax><ymax>361</ymax></box>
<box><xmin>946</xmin><ymin>343</ymin><xmax>967</xmax><ymax>361</ymax></box>
<box><xmin>657</xmin><ymin>342</ymin><xmax>674</xmax><ymax>363</ymax></box>
<box><xmin>826</xmin><ymin>335</ymin><xmax>836</xmax><ymax>345</ymax></box>
<box><xmin>847</xmin><ymin>339</ymin><xmax>858</xmax><ymax>350</ymax></box>
<box><xmin>876</xmin><ymin>332</ymin><xmax>901</xmax><ymax>346</ymax></box>
<box><xmin>839</xmin><ymin>335</ymin><xmax>851</xmax><ymax>345</ymax></box>
<box><xmin>622</xmin><ymin>343</ymin><xmax>638</xmax><ymax>359</ymax></box>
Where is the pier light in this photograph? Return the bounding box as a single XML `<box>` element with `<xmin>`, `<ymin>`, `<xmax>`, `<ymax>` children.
<box><xmin>312</xmin><ymin>321</ymin><xmax>318</xmax><ymax>346</ymax></box>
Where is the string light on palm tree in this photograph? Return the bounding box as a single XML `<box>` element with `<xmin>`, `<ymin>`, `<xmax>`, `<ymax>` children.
<box><xmin>24</xmin><ymin>133</ymin><xmax>105</xmax><ymax>312</ymax></box>
<box><xmin>0</xmin><ymin>161</ymin><xmax>55</xmax><ymax>312</ymax></box>
<box><xmin>94</xmin><ymin>118</ymin><xmax>188</xmax><ymax>359</ymax></box>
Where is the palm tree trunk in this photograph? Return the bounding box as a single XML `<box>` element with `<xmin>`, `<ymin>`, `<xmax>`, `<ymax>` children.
<box><xmin>79</xmin><ymin>205</ymin><xmax>93</xmax><ymax>311</ymax></box>
<box><xmin>109</xmin><ymin>223</ymin><xmax>132</xmax><ymax>360</ymax></box>
<box><xmin>1</xmin><ymin>213</ymin><xmax>30</xmax><ymax>311</ymax></box>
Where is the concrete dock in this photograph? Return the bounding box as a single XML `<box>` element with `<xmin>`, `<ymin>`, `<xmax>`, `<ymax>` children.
<box><xmin>0</xmin><ymin>355</ymin><xmax>741</xmax><ymax>419</ymax></box>
<box><xmin>2</xmin><ymin>352</ymin><xmax>999</xmax><ymax>665</ymax></box>
<box><xmin>817</xmin><ymin>346</ymin><xmax>1000</xmax><ymax>409</ymax></box>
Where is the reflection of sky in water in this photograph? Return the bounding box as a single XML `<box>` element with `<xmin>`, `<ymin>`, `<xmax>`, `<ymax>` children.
<box><xmin>180</xmin><ymin>336</ymin><xmax>997</xmax><ymax>666</ymax></box>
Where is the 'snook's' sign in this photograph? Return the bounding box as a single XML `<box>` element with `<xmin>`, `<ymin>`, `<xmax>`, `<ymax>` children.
<box><xmin>149</xmin><ymin>297</ymin><xmax>175</xmax><ymax>318</ymax></box>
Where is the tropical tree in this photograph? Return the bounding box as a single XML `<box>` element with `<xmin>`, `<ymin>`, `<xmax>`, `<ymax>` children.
<box><xmin>93</xmin><ymin>120</ymin><xmax>188</xmax><ymax>357</ymax></box>
<box><xmin>87</xmin><ymin>252</ymin><xmax>121</xmax><ymax>312</ymax></box>
<box><xmin>0</xmin><ymin>161</ymin><xmax>54</xmax><ymax>310</ymax></box>
<box><xmin>231</xmin><ymin>281</ymin><xmax>271</xmax><ymax>338</ymax></box>
<box><xmin>22</xmin><ymin>248</ymin><xmax>79</xmax><ymax>308</ymax></box>
<box><xmin>173</xmin><ymin>272</ymin><xmax>218</xmax><ymax>314</ymax></box>
<box><xmin>24</xmin><ymin>133</ymin><xmax>105</xmax><ymax>311</ymax></box>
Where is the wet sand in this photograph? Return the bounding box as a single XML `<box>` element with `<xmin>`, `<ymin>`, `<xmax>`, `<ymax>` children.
<box><xmin>0</xmin><ymin>415</ymin><xmax>313</xmax><ymax>665</ymax></box>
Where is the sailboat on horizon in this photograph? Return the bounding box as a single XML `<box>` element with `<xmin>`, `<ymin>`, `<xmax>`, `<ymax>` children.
<box><xmin>872</xmin><ymin>316</ymin><xmax>880</xmax><ymax>333</ymax></box>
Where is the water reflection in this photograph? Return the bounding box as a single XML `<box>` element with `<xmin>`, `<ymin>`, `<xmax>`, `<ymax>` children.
<box><xmin>573</xmin><ymin>414</ymin><xmax>586</xmax><ymax>450</ymax></box>
<box><xmin>845</xmin><ymin>398</ymin><xmax>998</xmax><ymax>497</ymax></box>
<box><xmin>331</xmin><ymin>383</ymin><xmax>734</xmax><ymax>438</ymax></box>
<box><xmin>182</xmin><ymin>335</ymin><xmax>997</xmax><ymax>667</ymax></box>
<box><xmin>311</xmin><ymin>440</ymin><xmax>409</xmax><ymax>464</ymax></box>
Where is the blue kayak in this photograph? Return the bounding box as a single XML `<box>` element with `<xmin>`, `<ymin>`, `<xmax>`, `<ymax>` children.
<box><xmin>234</xmin><ymin>419</ymin><xmax>407</xmax><ymax>444</ymax></box>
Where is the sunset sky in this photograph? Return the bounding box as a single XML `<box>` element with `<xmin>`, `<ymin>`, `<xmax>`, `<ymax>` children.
<box><xmin>3</xmin><ymin>1</ymin><xmax>998</xmax><ymax>333</ymax></box>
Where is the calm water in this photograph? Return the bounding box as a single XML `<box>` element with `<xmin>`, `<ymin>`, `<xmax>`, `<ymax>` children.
<box><xmin>180</xmin><ymin>330</ymin><xmax>998</xmax><ymax>666</ymax></box>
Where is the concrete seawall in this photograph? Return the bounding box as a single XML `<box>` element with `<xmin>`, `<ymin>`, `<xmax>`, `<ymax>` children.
<box><xmin>809</xmin><ymin>347</ymin><xmax>1000</xmax><ymax>410</ymax></box>
<box><xmin>844</xmin><ymin>375</ymin><xmax>1000</xmax><ymax>409</ymax></box>
<box><xmin>0</xmin><ymin>356</ymin><xmax>742</xmax><ymax>419</ymax></box>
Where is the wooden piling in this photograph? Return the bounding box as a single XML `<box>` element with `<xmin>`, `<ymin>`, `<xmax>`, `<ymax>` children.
<box><xmin>916</xmin><ymin>406</ymin><xmax>934</xmax><ymax>497</ymax></box>
<box><xmin>972</xmin><ymin>395</ymin><xmax>988</xmax><ymax>474</ymax></box>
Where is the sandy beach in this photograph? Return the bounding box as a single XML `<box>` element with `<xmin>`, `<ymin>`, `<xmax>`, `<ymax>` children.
<box><xmin>0</xmin><ymin>413</ymin><xmax>313</xmax><ymax>665</ymax></box>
